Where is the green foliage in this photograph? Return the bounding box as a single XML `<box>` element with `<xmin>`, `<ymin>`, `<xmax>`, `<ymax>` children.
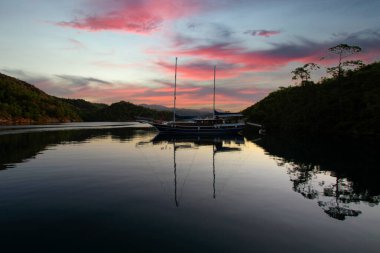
<box><xmin>328</xmin><ymin>44</ymin><xmax>361</xmax><ymax>56</ymax></box>
<box><xmin>327</xmin><ymin>44</ymin><xmax>363</xmax><ymax>79</ymax></box>
<box><xmin>58</xmin><ymin>98</ymin><xmax>107</xmax><ymax>121</ymax></box>
<box><xmin>0</xmin><ymin>73</ymin><xmax>80</xmax><ymax>123</ymax></box>
<box><xmin>243</xmin><ymin>62</ymin><xmax>380</xmax><ymax>137</ymax></box>
<box><xmin>291</xmin><ymin>63</ymin><xmax>320</xmax><ymax>85</ymax></box>
<box><xmin>0</xmin><ymin>72</ymin><xmax>171</xmax><ymax>124</ymax></box>
<box><xmin>94</xmin><ymin>101</ymin><xmax>171</xmax><ymax>121</ymax></box>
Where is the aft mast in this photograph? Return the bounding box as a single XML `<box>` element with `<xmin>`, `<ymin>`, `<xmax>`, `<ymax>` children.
<box><xmin>213</xmin><ymin>66</ymin><xmax>216</xmax><ymax>119</ymax></box>
<box><xmin>173</xmin><ymin>57</ymin><xmax>178</xmax><ymax>123</ymax></box>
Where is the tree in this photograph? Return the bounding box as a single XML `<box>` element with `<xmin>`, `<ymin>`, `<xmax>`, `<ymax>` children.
<box><xmin>291</xmin><ymin>63</ymin><xmax>320</xmax><ymax>85</ymax></box>
<box><xmin>327</xmin><ymin>44</ymin><xmax>362</xmax><ymax>79</ymax></box>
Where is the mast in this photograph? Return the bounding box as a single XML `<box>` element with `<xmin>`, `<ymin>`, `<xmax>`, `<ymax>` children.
<box><xmin>213</xmin><ymin>65</ymin><xmax>216</xmax><ymax>119</ymax></box>
<box><xmin>173</xmin><ymin>57</ymin><xmax>178</xmax><ymax>123</ymax></box>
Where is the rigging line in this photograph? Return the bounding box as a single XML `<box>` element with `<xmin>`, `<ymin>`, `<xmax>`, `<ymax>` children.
<box><xmin>135</xmin><ymin>142</ymin><xmax>168</xmax><ymax>193</ymax></box>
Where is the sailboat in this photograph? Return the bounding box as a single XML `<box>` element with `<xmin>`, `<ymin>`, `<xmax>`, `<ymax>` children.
<box><xmin>150</xmin><ymin>58</ymin><xmax>245</xmax><ymax>134</ymax></box>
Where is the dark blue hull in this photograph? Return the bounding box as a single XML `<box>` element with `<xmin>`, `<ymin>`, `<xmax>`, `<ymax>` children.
<box><xmin>151</xmin><ymin>123</ymin><xmax>245</xmax><ymax>134</ymax></box>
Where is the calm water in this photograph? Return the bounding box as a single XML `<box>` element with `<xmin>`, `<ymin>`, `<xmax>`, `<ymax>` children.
<box><xmin>0</xmin><ymin>123</ymin><xmax>379</xmax><ymax>252</ymax></box>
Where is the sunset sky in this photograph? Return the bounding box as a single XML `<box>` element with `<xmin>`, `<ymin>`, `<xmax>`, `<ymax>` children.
<box><xmin>1</xmin><ymin>0</ymin><xmax>380</xmax><ymax>111</ymax></box>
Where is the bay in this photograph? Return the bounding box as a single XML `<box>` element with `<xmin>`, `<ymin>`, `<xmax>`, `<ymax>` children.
<box><xmin>0</xmin><ymin>123</ymin><xmax>379</xmax><ymax>252</ymax></box>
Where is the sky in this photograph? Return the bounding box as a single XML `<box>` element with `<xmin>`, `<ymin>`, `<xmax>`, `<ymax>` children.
<box><xmin>1</xmin><ymin>0</ymin><xmax>380</xmax><ymax>111</ymax></box>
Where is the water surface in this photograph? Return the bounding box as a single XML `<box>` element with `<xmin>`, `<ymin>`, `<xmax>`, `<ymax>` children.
<box><xmin>0</xmin><ymin>123</ymin><xmax>379</xmax><ymax>252</ymax></box>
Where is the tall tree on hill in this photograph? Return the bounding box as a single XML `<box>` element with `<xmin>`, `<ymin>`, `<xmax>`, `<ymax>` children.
<box><xmin>327</xmin><ymin>44</ymin><xmax>363</xmax><ymax>79</ymax></box>
<box><xmin>291</xmin><ymin>63</ymin><xmax>320</xmax><ymax>85</ymax></box>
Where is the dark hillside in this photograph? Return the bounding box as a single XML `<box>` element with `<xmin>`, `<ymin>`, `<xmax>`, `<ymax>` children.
<box><xmin>0</xmin><ymin>73</ymin><xmax>80</xmax><ymax>123</ymax></box>
<box><xmin>95</xmin><ymin>101</ymin><xmax>171</xmax><ymax>121</ymax></box>
<box><xmin>0</xmin><ymin>73</ymin><xmax>171</xmax><ymax>124</ymax></box>
<box><xmin>58</xmin><ymin>98</ymin><xmax>107</xmax><ymax>121</ymax></box>
<box><xmin>243</xmin><ymin>62</ymin><xmax>380</xmax><ymax>137</ymax></box>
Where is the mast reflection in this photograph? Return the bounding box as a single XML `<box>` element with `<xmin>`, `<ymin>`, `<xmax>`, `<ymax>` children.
<box><xmin>151</xmin><ymin>133</ymin><xmax>243</xmax><ymax>207</ymax></box>
<box><xmin>173</xmin><ymin>139</ymin><xmax>179</xmax><ymax>207</ymax></box>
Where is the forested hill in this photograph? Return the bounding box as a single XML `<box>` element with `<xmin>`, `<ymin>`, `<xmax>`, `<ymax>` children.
<box><xmin>93</xmin><ymin>101</ymin><xmax>172</xmax><ymax>122</ymax></box>
<box><xmin>0</xmin><ymin>72</ymin><xmax>171</xmax><ymax>124</ymax></box>
<box><xmin>243</xmin><ymin>62</ymin><xmax>380</xmax><ymax>137</ymax></box>
<box><xmin>0</xmin><ymin>73</ymin><xmax>80</xmax><ymax>123</ymax></box>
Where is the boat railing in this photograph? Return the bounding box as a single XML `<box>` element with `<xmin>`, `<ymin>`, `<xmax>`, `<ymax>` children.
<box><xmin>164</xmin><ymin>123</ymin><xmax>244</xmax><ymax>129</ymax></box>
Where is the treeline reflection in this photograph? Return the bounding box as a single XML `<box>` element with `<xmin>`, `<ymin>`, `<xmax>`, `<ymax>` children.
<box><xmin>250</xmin><ymin>134</ymin><xmax>380</xmax><ymax>220</ymax></box>
<box><xmin>1</xmin><ymin>128</ymin><xmax>379</xmax><ymax>220</ymax></box>
<box><xmin>0</xmin><ymin>128</ymin><xmax>155</xmax><ymax>170</ymax></box>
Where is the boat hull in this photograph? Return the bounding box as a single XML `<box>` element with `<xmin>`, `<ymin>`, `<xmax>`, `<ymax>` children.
<box><xmin>151</xmin><ymin>123</ymin><xmax>245</xmax><ymax>134</ymax></box>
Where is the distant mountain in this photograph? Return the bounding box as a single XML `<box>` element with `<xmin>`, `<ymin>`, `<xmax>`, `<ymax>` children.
<box><xmin>243</xmin><ymin>62</ymin><xmax>380</xmax><ymax>137</ymax></box>
<box><xmin>140</xmin><ymin>104</ymin><xmax>215</xmax><ymax>117</ymax></box>
<box><xmin>0</xmin><ymin>73</ymin><xmax>171</xmax><ymax>124</ymax></box>
<box><xmin>93</xmin><ymin>101</ymin><xmax>171</xmax><ymax>121</ymax></box>
<box><xmin>140</xmin><ymin>104</ymin><xmax>171</xmax><ymax>111</ymax></box>
<box><xmin>59</xmin><ymin>98</ymin><xmax>107</xmax><ymax>121</ymax></box>
<box><xmin>0</xmin><ymin>72</ymin><xmax>80</xmax><ymax>124</ymax></box>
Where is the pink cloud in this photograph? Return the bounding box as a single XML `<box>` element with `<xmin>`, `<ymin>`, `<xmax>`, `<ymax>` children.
<box><xmin>65</xmin><ymin>81</ymin><xmax>269</xmax><ymax>111</ymax></box>
<box><xmin>245</xmin><ymin>29</ymin><xmax>281</xmax><ymax>37</ymax></box>
<box><xmin>169</xmin><ymin>43</ymin><xmax>312</xmax><ymax>74</ymax></box>
<box><xmin>238</xmin><ymin>89</ymin><xmax>262</xmax><ymax>95</ymax></box>
<box><xmin>57</xmin><ymin>0</ymin><xmax>206</xmax><ymax>34</ymax></box>
<box><xmin>63</xmin><ymin>38</ymin><xmax>86</xmax><ymax>50</ymax></box>
<box><xmin>361</xmin><ymin>47</ymin><xmax>380</xmax><ymax>62</ymax></box>
<box><xmin>72</xmin><ymin>85</ymin><xmax>149</xmax><ymax>100</ymax></box>
<box><xmin>155</xmin><ymin>86</ymin><xmax>202</xmax><ymax>93</ymax></box>
<box><xmin>166</xmin><ymin>40</ymin><xmax>376</xmax><ymax>75</ymax></box>
<box><xmin>156</xmin><ymin>60</ymin><xmax>243</xmax><ymax>80</ymax></box>
<box><xmin>156</xmin><ymin>29</ymin><xmax>380</xmax><ymax>82</ymax></box>
<box><xmin>4</xmin><ymin>68</ymin><xmax>270</xmax><ymax>111</ymax></box>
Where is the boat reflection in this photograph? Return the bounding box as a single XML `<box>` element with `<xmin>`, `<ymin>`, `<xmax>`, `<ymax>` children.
<box><xmin>149</xmin><ymin>133</ymin><xmax>244</xmax><ymax>206</ymax></box>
